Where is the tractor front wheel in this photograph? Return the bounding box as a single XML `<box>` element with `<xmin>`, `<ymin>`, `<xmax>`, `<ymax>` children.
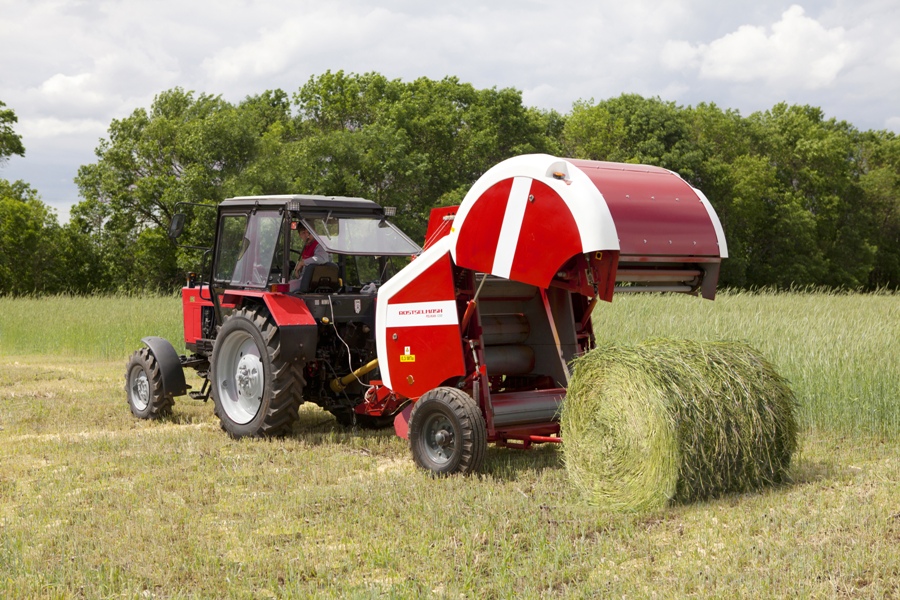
<box><xmin>408</xmin><ymin>387</ymin><xmax>486</xmax><ymax>475</ymax></box>
<box><xmin>210</xmin><ymin>306</ymin><xmax>301</xmax><ymax>437</ymax></box>
<box><xmin>125</xmin><ymin>348</ymin><xmax>174</xmax><ymax>419</ymax></box>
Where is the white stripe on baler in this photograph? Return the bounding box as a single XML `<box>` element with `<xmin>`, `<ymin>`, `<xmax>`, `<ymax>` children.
<box><xmin>491</xmin><ymin>177</ymin><xmax>532</xmax><ymax>278</ymax></box>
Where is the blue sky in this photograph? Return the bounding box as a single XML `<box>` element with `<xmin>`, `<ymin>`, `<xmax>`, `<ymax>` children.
<box><xmin>2</xmin><ymin>0</ymin><xmax>898</xmax><ymax>221</ymax></box>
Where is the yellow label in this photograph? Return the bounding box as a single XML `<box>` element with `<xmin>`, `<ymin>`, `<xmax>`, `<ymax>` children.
<box><xmin>189</xmin><ymin>296</ymin><xmax>195</xmax><ymax>302</ymax></box>
<box><xmin>400</xmin><ymin>354</ymin><xmax>416</xmax><ymax>363</ymax></box>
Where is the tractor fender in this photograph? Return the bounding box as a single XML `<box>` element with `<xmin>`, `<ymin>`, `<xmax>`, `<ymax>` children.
<box><xmin>141</xmin><ymin>336</ymin><xmax>188</xmax><ymax>398</ymax></box>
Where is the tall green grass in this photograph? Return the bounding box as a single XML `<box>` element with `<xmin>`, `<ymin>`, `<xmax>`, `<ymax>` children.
<box><xmin>592</xmin><ymin>290</ymin><xmax>900</xmax><ymax>436</ymax></box>
<box><xmin>0</xmin><ymin>294</ymin><xmax>185</xmax><ymax>360</ymax></box>
<box><xmin>1</xmin><ymin>290</ymin><xmax>897</xmax><ymax>435</ymax></box>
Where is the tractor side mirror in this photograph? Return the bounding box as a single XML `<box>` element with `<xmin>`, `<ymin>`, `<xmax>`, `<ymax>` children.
<box><xmin>168</xmin><ymin>213</ymin><xmax>186</xmax><ymax>240</ymax></box>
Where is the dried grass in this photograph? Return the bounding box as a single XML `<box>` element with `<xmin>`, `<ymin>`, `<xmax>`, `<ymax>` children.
<box><xmin>562</xmin><ymin>340</ymin><xmax>799</xmax><ymax>511</ymax></box>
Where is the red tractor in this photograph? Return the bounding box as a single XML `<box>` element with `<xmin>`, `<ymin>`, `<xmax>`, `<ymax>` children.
<box><xmin>126</xmin><ymin>154</ymin><xmax>726</xmax><ymax>475</ymax></box>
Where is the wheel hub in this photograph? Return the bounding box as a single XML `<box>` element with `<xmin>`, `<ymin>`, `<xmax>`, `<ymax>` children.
<box><xmin>423</xmin><ymin>414</ymin><xmax>456</xmax><ymax>463</ymax></box>
<box><xmin>434</xmin><ymin>430</ymin><xmax>451</xmax><ymax>447</ymax></box>
<box><xmin>131</xmin><ymin>371</ymin><xmax>150</xmax><ymax>410</ymax></box>
<box><xmin>215</xmin><ymin>329</ymin><xmax>265</xmax><ymax>425</ymax></box>
<box><xmin>236</xmin><ymin>355</ymin><xmax>262</xmax><ymax>400</ymax></box>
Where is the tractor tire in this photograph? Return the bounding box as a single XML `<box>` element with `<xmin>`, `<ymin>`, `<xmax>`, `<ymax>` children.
<box><xmin>125</xmin><ymin>348</ymin><xmax>174</xmax><ymax>419</ymax></box>
<box><xmin>210</xmin><ymin>306</ymin><xmax>301</xmax><ymax>438</ymax></box>
<box><xmin>408</xmin><ymin>387</ymin><xmax>487</xmax><ymax>475</ymax></box>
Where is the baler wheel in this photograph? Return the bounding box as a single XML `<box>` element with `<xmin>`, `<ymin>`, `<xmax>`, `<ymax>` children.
<box><xmin>125</xmin><ymin>348</ymin><xmax>174</xmax><ymax>419</ymax></box>
<box><xmin>408</xmin><ymin>387</ymin><xmax>486</xmax><ymax>475</ymax></box>
<box><xmin>210</xmin><ymin>306</ymin><xmax>301</xmax><ymax>437</ymax></box>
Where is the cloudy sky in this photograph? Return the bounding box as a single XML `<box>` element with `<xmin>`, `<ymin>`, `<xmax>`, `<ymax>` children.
<box><xmin>2</xmin><ymin>0</ymin><xmax>898</xmax><ymax>221</ymax></box>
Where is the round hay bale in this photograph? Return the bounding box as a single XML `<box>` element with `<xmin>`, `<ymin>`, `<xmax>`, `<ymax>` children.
<box><xmin>561</xmin><ymin>340</ymin><xmax>798</xmax><ymax>511</ymax></box>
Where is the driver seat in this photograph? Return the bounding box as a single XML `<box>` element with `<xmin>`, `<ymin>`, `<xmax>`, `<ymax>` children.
<box><xmin>291</xmin><ymin>262</ymin><xmax>340</xmax><ymax>293</ymax></box>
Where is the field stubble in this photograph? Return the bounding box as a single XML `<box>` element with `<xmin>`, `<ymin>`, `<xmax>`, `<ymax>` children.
<box><xmin>0</xmin><ymin>292</ymin><xmax>898</xmax><ymax>597</ymax></box>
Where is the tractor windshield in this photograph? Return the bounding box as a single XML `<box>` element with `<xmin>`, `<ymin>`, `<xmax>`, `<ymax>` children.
<box><xmin>301</xmin><ymin>216</ymin><xmax>420</xmax><ymax>256</ymax></box>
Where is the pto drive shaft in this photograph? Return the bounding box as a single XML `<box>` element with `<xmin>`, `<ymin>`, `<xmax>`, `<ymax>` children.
<box><xmin>330</xmin><ymin>359</ymin><xmax>379</xmax><ymax>393</ymax></box>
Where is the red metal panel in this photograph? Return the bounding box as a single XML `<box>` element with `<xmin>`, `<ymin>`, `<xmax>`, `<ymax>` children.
<box><xmin>181</xmin><ymin>287</ymin><xmax>210</xmax><ymax>345</ymax></box>
<box><xmin>454</xmin><ymin>179</ymin><xmax>512</xmax><ymax>273</ymax></box>
<box><xmin>263</xmin><ymin>293</ymin><xmax>316</xmax><ymax>326</ymax></box>
<box><xmin>384</xmin><ymin>253</ymin><xmax>466</xmax><ymax>398</ymax></box>
<box><xmin>508</xmin><ymin>179</ymin><xmax>583</xmax><ymax>288</ymax></box>
<box><xmin>387</xmin><ymin>253</ymin><xmax>458</xmax><ymax>304</ymax></box>
<box><xmin>221</xmin><ymin>290</ymin><xmax>316</xmax><ymax>326</ymax></box>
<box><xmin>569</xmin><ymin>160</ymin><xmax>720</xmax><ymax>257</ymax></box>
<box><xmin>423</xmin><ymin>206</ymin><xmax>458</xmax><ymax>249</ymax></box>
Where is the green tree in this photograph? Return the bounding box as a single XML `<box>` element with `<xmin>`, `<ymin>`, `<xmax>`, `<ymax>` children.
<box><xmin>0</xmin><ymin>100</ymin><xmax>25</xmax><ymax>164</ymax></box>
<box><xmin>72</xmin><ymin>78</ymin><xmax>899</xmax><ymax>291</ymax></box>
<box><xmin>74</xmin><ymin>88</ymin><xmax>268</xmax><ymax>289</ymax></box>
<box><xmin>859</xmin><ymin>130</ymin><xmax>900</xmax><ymax>287</ymax></box>
<box><xmin>747</xmin><ymin>104</ymin><xmax>876</xmax><ymax>288</ymax></box>
<box><xmin>286</xmin><ymin>71</ymin><xmax>559</xmax><ymax>239</ymax></box>
<box><xmin>0</xmin><ymin>181</ymin><xmax>56</xmax><ymax>295</ymax></box>
<box><xmin>562</xmin><ymin>94</ymin><xmax>702</xmax><ymax>176</ymax></box>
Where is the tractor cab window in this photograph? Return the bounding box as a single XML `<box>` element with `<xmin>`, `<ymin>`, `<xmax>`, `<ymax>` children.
<box><xmin>214</xmin><ymin>211</ymin><xmax>283</xmax><ymax>288</ymax></box>
<box><xmin>342</xmin><ymin>255</ymin><xmax>405</xmax><ymax>289</ymax></box>
<box><xmin>300</xmin><ymin>216</ymin><xmax>420</xmax><ymax>256</ymax></box>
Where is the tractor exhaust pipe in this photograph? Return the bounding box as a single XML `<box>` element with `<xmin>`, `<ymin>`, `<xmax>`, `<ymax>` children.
<box><xmin>330</xmin><ymin>359</ymin><xmax>379</xmax><ymax>393</ymax></box>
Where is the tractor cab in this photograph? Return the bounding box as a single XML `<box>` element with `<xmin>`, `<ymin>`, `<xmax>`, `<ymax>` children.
<box><xmin>210</xmin><ymin>196</ymin><xmax>420</xmax><ymax>295</ymax></box>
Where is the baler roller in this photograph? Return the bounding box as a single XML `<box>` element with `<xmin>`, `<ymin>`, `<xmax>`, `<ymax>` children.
<box><xmin>614</xmin><ymin>268</ymin><xmax>703</xmax><ymax>282</ymax></box>
<box><xmin>480</xmin><ymin>314</ymin><xmax>530</xmax><ymax>346</ymax></box>
<box><xmin>491</xmin><ymin>389</ymin><xmax>563</xmax><ymax>427</ymax></box>
<box><xmin>483</xmin><ymin>345</ymin><xmax>535</xmax><ymax>376</ymax></box>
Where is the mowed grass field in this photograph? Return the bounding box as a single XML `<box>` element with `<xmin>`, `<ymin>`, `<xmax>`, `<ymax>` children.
<box><xmin>0</xmin><ymin>291</ymin><xmax>898</xmax><ymax>598</ymax></box>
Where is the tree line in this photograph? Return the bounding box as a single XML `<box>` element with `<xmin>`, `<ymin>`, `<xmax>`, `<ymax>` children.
<box><xmin>1</xmin><ymin>71</ymin><xmax>899</xmax><ymax>295</ymax></box>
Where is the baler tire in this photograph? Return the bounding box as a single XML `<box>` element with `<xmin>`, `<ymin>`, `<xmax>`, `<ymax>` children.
<box><xmin>408</xmin><ymin>387</ymin><xmax>486</xmax><ymax>475</ymax></box>
<box><xmin>210</xmin><ymin>306</ymin><xmax>301</xmax><ymax>438</ymax></box>
<box><xmin>125</xmin><ymin>348</ymin><xmax>174</xmax><ymax>419</ymax></box>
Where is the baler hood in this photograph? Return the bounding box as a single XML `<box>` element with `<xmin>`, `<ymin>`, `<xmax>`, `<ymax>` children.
<box><xmin>447</xmin><ymin>154</ymin><xmax>727</xmax><ymax>298</ymax></box>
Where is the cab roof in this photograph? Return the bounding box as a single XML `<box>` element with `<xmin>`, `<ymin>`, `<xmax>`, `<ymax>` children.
<box><xmin>220</xmin><ymin>194</ymin><xmax>383</xmax><ymax>215</ymax></box>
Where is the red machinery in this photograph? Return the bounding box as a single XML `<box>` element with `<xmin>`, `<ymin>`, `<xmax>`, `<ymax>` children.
<box><xmin>126</xmin><ymin>153</ymin><xmax>725</xmax><ymax>476</ymax></box>
<box><xmin>366</xmin><ymin>154</ymin><xmax>726</xmax><ymax>473</ymax></box>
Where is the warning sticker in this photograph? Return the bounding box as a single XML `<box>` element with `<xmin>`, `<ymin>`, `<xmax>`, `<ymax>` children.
<box><xmin>400</xmin><ymin>354</ymin><xmax>416</xmax><ymax>363</ymax></box>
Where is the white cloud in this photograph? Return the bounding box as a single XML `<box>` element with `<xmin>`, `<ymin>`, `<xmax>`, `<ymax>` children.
<box><xmin>663</xmin><ymin>5</ymin><xmax>857</xmax><ymax>90</ymax></box>
<box><xmin>1</xmin><ymin>0</ymin><xmax>899</xmax><ymax>220</ymax></box>
<box><xmin>19</xmin><ymin>117</ymin><xmax>108</xmax><ymax>140</ymax></box>
<box><xmin>660</xmin><ymin>40</ymin><xmax>702</xmax><ymax>71</ymax></box>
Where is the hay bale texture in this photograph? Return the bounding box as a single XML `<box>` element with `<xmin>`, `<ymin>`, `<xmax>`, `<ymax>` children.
<box><xmin>561</xmin><ymin>340</ymin><xmax>798</xmax><ymax>511</ymax></box>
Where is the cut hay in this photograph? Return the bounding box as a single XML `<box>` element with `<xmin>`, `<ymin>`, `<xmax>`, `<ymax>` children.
<box><xmin>561</xmin><ymin>340</ymin><xmax>798</xmax><ymax>512</ymax></box>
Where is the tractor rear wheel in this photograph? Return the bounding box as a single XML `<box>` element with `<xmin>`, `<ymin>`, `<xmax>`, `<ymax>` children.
<box><xmin>408</xmin><ymin>387</ymin><xmax>486</xmax><ymax>475</ymax></box>
<box><xmin>210</xmin><ymin>306</ymin><xmax>301</xmax><ymax>437</ymax></box>
<box><xmin>125</xmin><ymin>348</ymin><xmax>174</xmax><ymax>419</ymax></box>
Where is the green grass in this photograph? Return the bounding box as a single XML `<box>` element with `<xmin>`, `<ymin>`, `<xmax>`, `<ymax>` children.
<box><xmin>0</xmin><ymin>357</ymin><xmax>898</xmax><ymax>598</ymax></box>
<box><xmin>2</xmin><ymin>290</ymin><xmax>896</xmax><ymax>433</ymax></box>
<box><xmin>0</xmin><ymin>294</ymin><xmax>186</xmax><ymax>360</ymax></box>
<box><xmin>591</xmin><ymin>289</ymin><xmax>900</xmax><ymax>436</ymax></box>
<box><xmin>0</xmin><ymin>291</ymin><xmax>898</xmax><ymax>597</ymax></box>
